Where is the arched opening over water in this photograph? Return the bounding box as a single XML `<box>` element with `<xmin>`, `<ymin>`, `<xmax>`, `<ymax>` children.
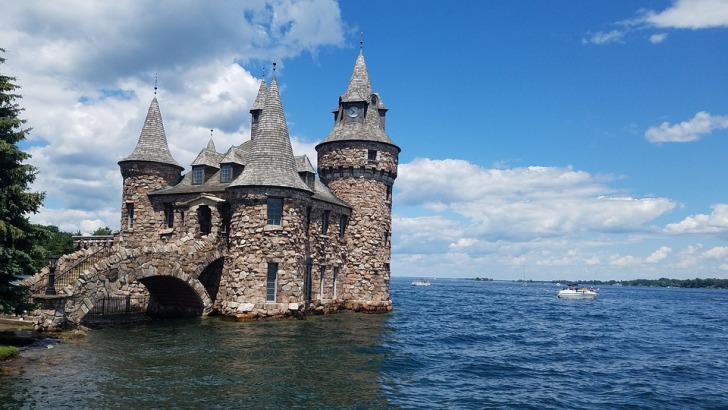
<box><xmin>140</xmin><ymin>276</ymin><xmax>205</xmax><ymax>318</ymax></box>
<box><xmin>198</xmin><ymin>257</ymin><xmax>224</xmax><ymax>310</ymax></box>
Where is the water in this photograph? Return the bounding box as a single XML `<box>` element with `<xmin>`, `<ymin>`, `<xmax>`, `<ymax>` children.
<box><xmin>2</xmin><ymin>279</ymin><xmax>727</xmax><ymax>409</ymax></box>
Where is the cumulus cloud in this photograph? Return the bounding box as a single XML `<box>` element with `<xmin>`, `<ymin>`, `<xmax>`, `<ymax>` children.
<box><xmin>644</xmin><ymin>0</ymin><xmax>728</xmax><ymax>29</ymax></box>
<box><xmin>645</xmin><ymin>111</ymin><xmax>728</xmax><ymax>143</ymax></box>
<box><xmin>0</xmin><ymin>1</ymin><xmax>346</xmax><ymax>233</ymax></box>
<box><xmin>645</xmin><ymin>246</ymin><xmax>672</xmax><ymax>263</ymax></box>
<box><xmin>585</xmin><ymin>0</ymin><xmax>728</xmax><ymax>45</ymax></box>
<box><xmin>665</xmin><ymin>204</ymin><xmax>728</xmax><ymax>234</ymax></box>
<box><xmin>390</xmin><ymin>158</ymin><xmax>686</xmax><ymax>278</ymax></box>
<box><xmin>397</xmin><ymin>158</ymin><xmax>675</xmax><ymax>241</ymax></box>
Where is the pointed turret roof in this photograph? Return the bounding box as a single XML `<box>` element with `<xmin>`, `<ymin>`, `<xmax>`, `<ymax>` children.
<box><xmin>229</xmin><ymin>75</ymin><xmax>312</xmax><ymax>193</ymax></box>
<box><xmin>319</xmin><ymin>51</ymin><xmax>399</xmax><ymax>149</ymax></box>
<box><xmin>120</xmin><ymin>97</ymin><xmax>182</xmax><ymax>168</ymax></box>
<box><xmin>191</xmin><ymin>138</ymin><xmax>222</xmax><ymax>168</ymax></box>
<box><xmin>341</xmin><ymin>50</ymin><xmax>373</xmax><ymax>102</ymax></box>
<box><xmin>251</xmin><ymin>78</ymin><xmax>267</xmax><ymax>111</ymax></box>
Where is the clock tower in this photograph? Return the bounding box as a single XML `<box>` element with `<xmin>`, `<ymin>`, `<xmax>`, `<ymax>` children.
<box><xmin>316</xmin><ymin>49</ymin><xmax>400</xmax><ymax>312</ymax></box>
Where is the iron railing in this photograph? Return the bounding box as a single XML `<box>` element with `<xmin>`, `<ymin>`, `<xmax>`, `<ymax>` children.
<box><xmin>86</xmin><ymin>296</ymin><xmax>148</xmax><ymax>316</ymax></box>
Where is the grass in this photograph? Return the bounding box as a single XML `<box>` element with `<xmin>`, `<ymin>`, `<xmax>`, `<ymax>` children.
<box><xmin>0</xmin><ymin>345</ymin><xmax>20</xmax><ymax>361</ymax></box>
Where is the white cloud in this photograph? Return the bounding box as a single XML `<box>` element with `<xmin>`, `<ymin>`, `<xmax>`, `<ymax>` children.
<box><xmin>389</xmin><ymin>158</ymin><xmax>692</xmax><ymax>279</ymax></box>
<box><xmin>665</xmin><ymin>204</ymin><xmax>728</xmax><ymax>234</ymax></box>
<box><xmin>645</xmin><ymin>246</ymin><xmax>672</xmax><ymax>263</ymax></box>
<box><xmin>644</xmin><ymin>0</ymin><xmax>728</xmax><ymax>29</ymax></box>
<box><xmin>702</xmin><ymin>246</ymin><xmax>728</xmax><ymax>259</ymax></box>
<box><xmin>1</xmin><ymin>1</ymin><xmax>346</xmax><ymax>234</ymax></box>
<box><xmin>649</xmin><ymin>32</ymin><xmax>669</xmax><ymax>43</ymax></box>
<box><xmin>645</xmin><ymin>111</ymin><xmax>728</xmax><ymax>143</ymax></box>
<box><xmin>582</xmin><ymin>30</ymin><xmax>626</xmax><ymax>45</ymax></box>
<box><xmin>397</xmin><ymin>158</ymin><xmax>675</xmax><ymax>240</ymax></box>
<box><xmin>586</xmin><ymin>0</ymin><xmax>728</xmax><ymax>45</ymax></box>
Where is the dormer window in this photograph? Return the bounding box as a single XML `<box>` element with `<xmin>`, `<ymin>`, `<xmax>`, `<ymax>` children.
<box><xmin>192</xmin><ymin>166</ymin><xmax>204</xmax><ymax>185</ymax></box>
<box><xmin>220</xmin><ymin>164</ymin><xmax>232</xmax><ymax>183</ymax></box>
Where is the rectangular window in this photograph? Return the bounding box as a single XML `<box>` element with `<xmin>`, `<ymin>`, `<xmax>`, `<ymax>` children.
<box><xmin>126</xmin><ymin>203</ymin><xmax>134</xmax><ymax>229</ymax></box>
<box><xmin>267</xmin><ymin>197</ymin><xmax>283</xmax><ymax>225</ymax></box>
<box><xmin>220</xmin><ymin>164</ymin><xmax>232</xmax><ymax>183</ymax></box>
<box><xmin>304</xmin><ymin>262</ymin><xmax>312</xmax><ymax>302</ymax></box>
<box><xmin>192</xmin><ymin>166</ymin><xmax>204</xmax><ymax>185</ymax></box>
<box><xmin>266</xmin><ymin>262</ymin><xmax>278</xmax><ymax>302</ymax></box>
<box><xmin>332</xmin><ymin>267</ymin><xmax>338</xmax><ymax>299</ymax></box>
<box><xmin>386</xmin><ymin>185</ymin><xmax>392</xmax><ymax>201</ymax></box>
<box><xmin>339</xmin><ymin>215</ymin><xmax>348</xmax><ymax>237</ymax></box>
<box><xmin>322</xmin><ymin>210</ymin><xmax>330</xmax><ymax>234</ymax></box>
<box><xmin>367</xmin><ymin>149</ymin><xmax>377</xmax><ymax>162</ymax></box>
<box><xmin>164</xmin><ymin>203</ymin><xmax>174</xmax><ymax>228</ymax></box>
<box><xmin>319</xmin><ymin>266</ymin><xmax>325</xmax><ymax>299</ymax></box>
<box><xmin>384</xmin><ymin>229</ymin><xmax>389</xmax><ymax>245</ymax></box>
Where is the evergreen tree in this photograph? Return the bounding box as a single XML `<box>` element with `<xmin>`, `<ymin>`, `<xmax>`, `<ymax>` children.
<box><xmin>0</xmin><ymin>48</ymin><xmax>45</xmax><ymax>314</ymax></box>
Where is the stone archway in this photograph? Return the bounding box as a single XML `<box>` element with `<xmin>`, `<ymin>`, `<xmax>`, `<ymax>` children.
<box><xmin>63</xmin><ymin>235</ymin><xmax>225</xmax><ymax>325</ymax></box>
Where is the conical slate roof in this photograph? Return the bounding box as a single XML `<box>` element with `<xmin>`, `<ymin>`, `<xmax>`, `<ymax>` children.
<box><xmin>120</xmin><ymin>97</ymin><xmax>182</xmax><ymax>168</ymax></box>
<box><xmin>228</xmin><ymin>76</ymin><xmax>312</xmax><ymax>193</ymax></box>
<box><xmin>251</xmin><ymin>78</ymin><xmax>267</xmax><ymax>111</ymax></box>
<box><xmin>341</xmin><ymin>50</ymin><xmax>373</xmax><ymax>103</ymax></box>
<box><xmin>320</xmin><ymin>51</ymin><xmax>398</xmax><ymax>149</ymax></box>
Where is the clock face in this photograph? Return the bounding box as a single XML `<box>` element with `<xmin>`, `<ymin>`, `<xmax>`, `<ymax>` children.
<box><xmin>347</xmin><ymin>105</ymin><xmax>360</xmax><ymax>118</ymax></box>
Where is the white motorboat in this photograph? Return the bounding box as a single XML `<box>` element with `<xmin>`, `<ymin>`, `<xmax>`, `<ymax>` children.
<box><xmin>557</xmin><ymin>284</ymin><xmax>598</xmax><ymax>300</ymax></box>
<box><xmin>411</xmin><ymin>279</ymin><xmax>431</xmax><ymax>286</ymax></box>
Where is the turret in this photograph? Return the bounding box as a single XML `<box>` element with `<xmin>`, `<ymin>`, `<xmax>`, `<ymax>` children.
<box><xmin>118</xmin><ymin>94</ymin><xmax>183</xmax><ymax>246</ymax></box>
<box><xmin>221</xmin><ymin>67</ymin><xmax>313</xmax><ymax>315</ymax></box>
<box><xmin>315</xmin><ymin>49</ymin><xmax>400</xmax><ymax>311</ymax></box>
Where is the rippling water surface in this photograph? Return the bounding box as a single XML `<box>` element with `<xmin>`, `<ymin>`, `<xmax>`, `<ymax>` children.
<box><xmin>2</xmin><ymin>279</ymin><xmax>728</xmax><ymax>409</ymax></box>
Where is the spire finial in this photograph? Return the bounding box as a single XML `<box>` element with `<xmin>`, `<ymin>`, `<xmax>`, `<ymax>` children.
<box><xmin>210</xmin><ymin>129</ymin><xmax>213</xmax><ymax>138</ymax></box>
<box><xmin>154</xmin><ymin>73</ymin><xmax>158</xmax><ymax>95</ymax></box>
<box><xmin>273</xmin><ymin>62</ymin><xmax>277</xmax><ymax>73</ymax></box>
<box><xmin>263</xmin><ymin>66</ymin><xmax>266</xmax><ymax>79</ymax></box>
<box><xmin>360</xmin><ymin>31</ymin><xmax>364</xmax><ymax>49</ymax></box>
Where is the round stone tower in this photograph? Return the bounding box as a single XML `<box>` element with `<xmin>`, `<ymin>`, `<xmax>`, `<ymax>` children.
<box><xmin>118</xmin><ymin>95</ymin><xmax>183</xmax><ymax>247</ymax></box>
<box><xmin>316</xmin><ymin>49</ymin><xmax>400</xmax><ymax>312</ymax></box>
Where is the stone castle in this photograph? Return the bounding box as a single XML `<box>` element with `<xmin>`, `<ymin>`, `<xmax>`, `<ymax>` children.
<box><xmin>27</xmin><ymin>49</ymin><xmax>398</xmax><ymax>328</ymax></box>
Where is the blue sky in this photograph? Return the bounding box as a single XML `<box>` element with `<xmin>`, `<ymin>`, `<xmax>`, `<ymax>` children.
<box><xmin>2</xmin><ymin>0</ymin><xmax>728</xmax><ymax>280</ymax></box>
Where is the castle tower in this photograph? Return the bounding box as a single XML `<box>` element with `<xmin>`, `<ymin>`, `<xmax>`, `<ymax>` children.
<box><xmin>316</xmin><ymin>49</ymin><xmax>400</xmax><ymax>311</ymax></box>
<box><xmin>221</xmin><ymin>70</ymin><xmax>314</xmax><ymax>316</ymax></box>
<box><xmin>118</xmin><ymin>95</ymin><xmax>183</xmax><ymax>246</ymax></box>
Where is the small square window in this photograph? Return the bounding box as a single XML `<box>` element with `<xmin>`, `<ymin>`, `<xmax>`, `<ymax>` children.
<box><xmin>367</xmin><ymin>150</ymin><xmax>377</xmax><ymax>162</ymax></box>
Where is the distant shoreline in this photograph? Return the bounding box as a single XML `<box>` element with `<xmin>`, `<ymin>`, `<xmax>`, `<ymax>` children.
<box><xmin>465</xmin><ymin>277</ymin><xmax>728</xmax><ymax>289</ymax></box>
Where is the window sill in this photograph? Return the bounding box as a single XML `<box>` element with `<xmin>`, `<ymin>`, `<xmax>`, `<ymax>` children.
<box><xmin>264</xmin><ymin>225</ymin><xmax>283</xmax><ymax>232</ymax></box>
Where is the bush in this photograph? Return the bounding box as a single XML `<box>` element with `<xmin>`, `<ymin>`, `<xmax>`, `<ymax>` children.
<box><xmin>0</xmin><ymin>345</ymin><xmax>20</xmax><ymax>361</ymax></box>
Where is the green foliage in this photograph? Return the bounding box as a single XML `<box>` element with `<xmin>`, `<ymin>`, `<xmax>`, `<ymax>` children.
<box><xmin>92</xmin><ymin>226</ymin><xmax>113</xmax><ymax>235</ymax></box>
<box><xmin>0</xmin><ymin>48</ymin><xmax>45</xmax><ymax>314</ymax></box>
<box><xmin>0</xmin><ymin>345</ymin><xmax>20</xmax><ymax>361</ymax></box>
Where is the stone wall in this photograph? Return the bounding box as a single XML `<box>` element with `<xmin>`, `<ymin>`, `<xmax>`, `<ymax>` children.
<box><xmin>220</xmin><ymin>187</ymin><xmax>310</xmax><ymax>318</ymax></box>
<box><xmin>317</xmin><ymin>141</ymin><xmax>398</xmax><ymax>312</ymax></box>
<box><xmin>119</xmin><ymin>161</ymin><xmax>182</xmax><ymax>248</ymax></box>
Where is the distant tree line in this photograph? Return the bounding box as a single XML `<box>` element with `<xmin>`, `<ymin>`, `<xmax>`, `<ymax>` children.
<box><xmin>554</xmin><ymin>278</ymin><xmax>728</xmax><ymax>289</ymax></box>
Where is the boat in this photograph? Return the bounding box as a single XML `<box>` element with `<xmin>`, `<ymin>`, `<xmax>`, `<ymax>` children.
<box><xmin>557</xmin><ymin>283</ymin><xmax>598</xmax><ymax>300</ymax></box>
<box><xmin>411</xmin><ymin>279</ymin><xmax>431</xmax><ymax>286</ymax></box>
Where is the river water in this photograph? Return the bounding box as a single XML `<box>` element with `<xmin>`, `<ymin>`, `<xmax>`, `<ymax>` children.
<box><xmin>2</xmin><ymin>278</ymin><xmax>727</xmax><ymax>409</ymax></box>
